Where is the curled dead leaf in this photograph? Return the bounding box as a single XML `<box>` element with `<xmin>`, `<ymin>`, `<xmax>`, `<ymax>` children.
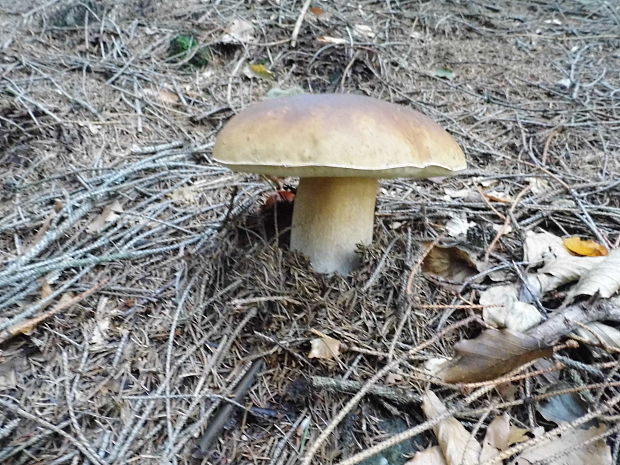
<box><xmin>422</xmin><ymin>244</ymin><xmax>481</xmax><ymax>284</ymax></box>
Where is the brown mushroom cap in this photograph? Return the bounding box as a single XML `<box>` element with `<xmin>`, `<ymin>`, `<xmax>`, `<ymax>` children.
<box><xmin>213</xmin><ymin>93</ymin><xmax>466</xmax><ymax>178</ymax></box>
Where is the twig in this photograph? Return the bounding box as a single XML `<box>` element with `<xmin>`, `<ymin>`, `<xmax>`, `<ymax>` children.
<box><xmin>290</xmin><ymin>0</ymin><xmax>312</xmax><ymax>47</ymax></box>
<box><xmin>309</xmin><ymin>376</ymin><xmax>421</xmax><ymax>404</ymax></box>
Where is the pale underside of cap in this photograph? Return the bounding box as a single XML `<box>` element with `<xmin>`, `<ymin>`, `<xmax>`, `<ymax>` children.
<box><xmin>213</xmin><ymin>93</ymin><xmax>466</xmax><ymax>178</ymax></box>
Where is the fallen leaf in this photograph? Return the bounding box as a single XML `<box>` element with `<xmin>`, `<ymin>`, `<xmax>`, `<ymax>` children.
<box><xmin>422</xmin><ymin>244</ymin><xmax>481</xmax><ymax>284</ymax></box>
<box><xmin>512</xmin><ymin>425</ymin><xmax>611</xmax><ymax>465</ymax></box>
<box><xmin>524</xmin><ymin>231</ymin><xmax>571</xmax><ymax>265</ymax></box>
<box><xmin>527</xmin><ymin>177</ymin><xmax>550</xmax><ymax>194</ymax></box>
<box><xmin>567</xmin><ymin>248</ymin><xmax>620</xmax><ymax>300</ymax></box>
<box><xmin>87</xmin><ymin>200</ymin><xmax>123</xmax><ymax>233</ymax></box>
<box><xmin>445</xmin><ymin>216</ymin><xmax>475</xmax><ymax>238</ymax></box>
<box><xmin>571</xmin><ymin>322</ymin><xmax>620</xmax><ymax>351</ymax></box>
<box><xmin>90</xmin><ymin>296</ymin><xmax>113</xmax><ymax>349</ymax></box>
<box><xmin>308</xmin><ymin>334</ymin><xmax>341</xmax><ymax>361</ymax></box>
<box><xmin>309</xmin><ymin>6</ymin><xmax>325</xmax><ymax>15</ymax></box>
<box><xmin>537</xmin><ymin>382</ymin><xmax>589</xmax><ymax>425</ymax></box>
<box><xmin>438</xmin><ymin>329</ymin><xmax>553</xmax><ymax>383</ymax></box>
<box><xmin>221</xmin><ymin>19</ymin><xmax>255</xmax><ymax>44</ymax></box>
<box><xmin>480</xmin><ymin>414</ymin><xmax>529</xmax><ymax>461</ymax></box>
<box><xmin>433</xmin><ymin>68</ymin><xmax>456</xmax><ymax>80</ymax></box>
<box><xmin>405</xmin><ymin>446</ymin><xmax>447</xmax><ymax>465</ymax></box>
<box><xmin>524</xmin><ymin>255</ymin><xmax>604</xmax><ymax>300</ymax></box>
<box><xmin>563</xmin><ymin>237</ymin><xmax>608</xmax><ymax>257</ymax></box>
<box><xmin>485</xmin><ymin>190</ymin><xmax>514</xmax><ymax>203</ymax></box>
<box><xmin>243</xmin><ymin>63</ymin><xmax>275</xmax><ymax>80</ymax></box>
<box><xmin>421</xmin><ymin>391</ymin><xmax>481</xmax><ymax>465</ymax></box>
<box><xmin>143</xmin><ymin>88</ymin><xmax>180</xmax><ymax>105</ymax></box>
<box><xmin>480</xmin><ymin>285</ymin><xmax>542</xmax><ymax>332</ymax></box>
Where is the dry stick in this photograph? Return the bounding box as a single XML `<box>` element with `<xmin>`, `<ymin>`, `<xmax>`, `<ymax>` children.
<box><xmin>290</xmin><ymin>0</ymin><xmax>312</xmax><ymax>47</ymax></box>
<box><xmin>300</xmin><ymin>316</ymin><xmax>479</xmax><ymax>465</ymax></box>
<box><xmin>0</xmin><ymin>279</ymin><xmax>107</xmax><ymax>344</ymax></box>
<box><xmin>193</xmin><ymin>359</ymin><xmax>265</xmax><ymax>457</ymax></box>
<box><xmin>0</xmin><ymin>399</ymin><xmax>105</xmax><ymax>465</ymax></box>
<box><xmin>309</xmin><ymin>376</ymin><xmax>421</xmax><ymax>405</ymax></box>
<box><xmin>480</xmin><ymin>392</ymin><xmax>620</xmax><ymax>465</ymax></box>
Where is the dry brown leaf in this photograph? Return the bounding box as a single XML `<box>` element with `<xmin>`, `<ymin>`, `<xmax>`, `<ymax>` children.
<box><xmin>438</xmin><ymin>329</ymin><xmax>553</xmax><ymax>383</ymax></box>
<box><xmin>87</xmin><ymin>200</ymin><xmax>123</xmax><ymax>233</ymax></box>
<box><xmin>309</xmin><ymin>6</ymin><xmax>325</xmax><ymax>15</ymax></box>
<box><xmin>143</xmin><ymin>87</ymin><xmax>179</xmax><ymax>105</ymax></box>
<box><xmin>405</xmin><ymin>446</ymin><xmax>447</xmax><ymax>465</ymax></box>
<box><xmin>567</xmin><ymin>248</ymin><xmax>620</xmax><ymax>300</ymax></box>
<box><xmin>563</xmin><ymin>237</ymin><xmax>608</xmax><ymax>257</ymax></box>
<box><xmin>511</xmin><ymin>425</ymin><xmax>611</xmax><ymax>465</ymax></box>
<box><xmin>308</xmin><ymin>334</ymin><xmax>341</xmax><ymax>361</ymax></box>
<box><xmin>421</xmin><ymin>391</ymin><xmax>481</xmax><ymax>465</ymax></box>
<box><xmin>480</xmin><ymin>285</ymin><xmax>542</xmax><ymax>332</ymax></box>
<box><xmin>422</xmin><ymin>244</ymin><xmax>480</xmax><ymax>284</ymax></box>
<box><xmin>480</xmin><ymin>414</ymin><xmax>529</xmax><ymax>461</ymax></box>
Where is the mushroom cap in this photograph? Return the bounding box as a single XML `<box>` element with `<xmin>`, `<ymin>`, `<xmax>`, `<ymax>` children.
<box><xmin>213</xmin><ymin>93</ymin><xmax>466</xmax><ymax>178</ymax></box>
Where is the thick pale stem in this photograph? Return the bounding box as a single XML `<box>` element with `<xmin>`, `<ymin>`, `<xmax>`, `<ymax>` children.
<box><xmin>290</xmin><ymin>177</ymin><xmax>378</xmax><ymax>274</ymax></box>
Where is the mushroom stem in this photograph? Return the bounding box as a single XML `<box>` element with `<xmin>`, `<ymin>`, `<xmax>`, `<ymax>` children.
<box><xmin>291</xmin><ymin>177</ymin><xmax>378</xmax><ymax>274</ymax></box>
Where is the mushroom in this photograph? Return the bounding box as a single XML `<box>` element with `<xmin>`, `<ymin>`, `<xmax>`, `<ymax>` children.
<box><xmin>213</xmin><ymin>93</ymin><xmax>466</xmax><ymax>274</ymax></box>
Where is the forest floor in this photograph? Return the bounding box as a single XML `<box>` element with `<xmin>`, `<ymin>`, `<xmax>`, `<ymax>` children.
<box><xmin>0</xmin><ymin>1</ymin><xmax>619</xmax><ymax>464</ymax></box>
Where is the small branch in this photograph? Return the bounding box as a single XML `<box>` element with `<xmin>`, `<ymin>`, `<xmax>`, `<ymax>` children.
<box><xmin>527</xmin><ymin>300</ymin><xmax>620</xmax><ymax>346</ymax></box>
<box><xmin>309</xmin><ymin>376</ymin><xmax>421</xmax><ymax>404</ymax></box>
<box><xmin>290</xmin><ymin>0</ymin><xmax>312</xmax><ymax>47</ymax></box>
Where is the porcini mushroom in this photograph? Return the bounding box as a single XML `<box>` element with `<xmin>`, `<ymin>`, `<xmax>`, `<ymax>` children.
<box><xmin>213</xmin><ymin>93</ymin><xmax>466</xmax><ymax>274</ymax></box>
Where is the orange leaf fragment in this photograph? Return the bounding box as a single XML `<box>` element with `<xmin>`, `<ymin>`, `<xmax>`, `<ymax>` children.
<box><xmin>563</xmin><ymin>237</ymin><xmax>608</xmax><ymax>257</ymax></box>
<box><xmin>309</xmin><ymin>6</ymin><xmax>325</xmax><ymax>15</ymax></box>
